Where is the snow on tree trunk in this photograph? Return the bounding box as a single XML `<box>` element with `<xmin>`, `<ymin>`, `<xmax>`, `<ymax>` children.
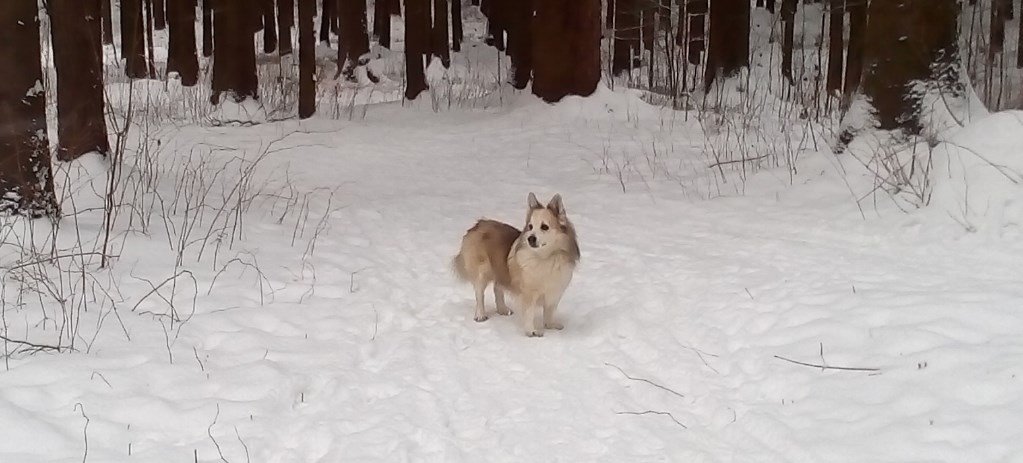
<box><xmin>405</xmin><ymin>0</ymin><xmax>431</xmax><ymax>100</ymax></box>
<box><xmin>532</xmin><ymin>0</ymin><xmax>601</xmax><ymax>102</ymax></box>
<box><xmin>49</xmin><ymin>0</ymin><xmax>111</xmax><ymax>161</ymax></box>
<box><xmin>0</xmin><ymin>0</ymin><xmax>59</xmax><ymax>218</ymax></box>
<box><xmin>167</xmin><ymin>0</ymin><xmax>200</xmax><ymax>86</ymax></box>
<box><xmin>121</xmin><ymin>0</ymin><xmax>150</xmax><ymax>78</ymax></box>
<box><xmin>299</xmin><ymin>0</ymin><xmax>316</xmax><ymax>118</ymax></box>
<box><xmin>212</xmin><ymin>0</ymin><xmax>259</xmax><ymax>104</ymax></box>
<box><xmin>704</xmin><ymin>0</ymin><xmax>749</xmax><ymax>91</ymax></box>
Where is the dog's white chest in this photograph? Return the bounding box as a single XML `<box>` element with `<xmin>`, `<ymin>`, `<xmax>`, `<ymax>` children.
<box><xmin>516</xmin><ymin>252</ymin><xmax>575</xmax><ymax>303</ymax></box>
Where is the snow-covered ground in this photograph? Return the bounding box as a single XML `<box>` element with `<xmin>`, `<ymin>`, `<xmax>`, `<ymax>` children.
<box><xmin>2</xmin><ymin>84</ymin><xmax>1023</xmax><ymax>462</ymax></box>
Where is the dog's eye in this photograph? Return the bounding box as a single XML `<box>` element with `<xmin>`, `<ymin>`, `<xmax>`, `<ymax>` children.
<box><xmin>526</xmin><ymin>224</ymin><xmax>533</xmax><ymax>231</ymax></box>
<box><xmin>540</xmin><ymin>224</ymin><xmax>549</xmax><ymax>231</ymax></box>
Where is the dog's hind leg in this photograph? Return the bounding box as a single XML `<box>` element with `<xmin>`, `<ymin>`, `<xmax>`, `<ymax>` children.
<box><xmin>494</xmin><ymin>286</ymin><xmax>512</xmax><ymax>316</ymax></box>
<box><xmin>472</xmin><ymin>278</ymin><xmax>489</xmax><ymax>322</ymax></box>
<box><xmin>543</xmin><ymin>298</ymin><xmax>564</xmax><ymax>330</ymax></box>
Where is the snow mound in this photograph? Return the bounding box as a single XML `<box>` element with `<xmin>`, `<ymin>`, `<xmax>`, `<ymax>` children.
<box><xmin>210</xmin><ymin>97</ymin><xmax>268</xmax><ymax>126</ymax></box>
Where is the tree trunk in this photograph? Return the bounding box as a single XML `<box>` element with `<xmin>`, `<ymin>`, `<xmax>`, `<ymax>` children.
<box><xmin>842</xmin><ymin>0</ymin><xmax>865</xmax><ymax>107</ymax></box>
<box><xmin>101</xmin><ymin>0</ymin><xmax>114</xmax><ymax>45</ymax></box>
<box><xmin>338</xmin><ymin>0</ymin><xmax>371</xmax><ymax>79</ymax></box>
<box><xmin>144</xmin><ymin>0</ymin><xmax>158</xmax><ymax>76</ymax></box>
<box><xmin>167</xmin><ymin>0</ymin><xmax>200</xmax><ymax>86</ymax></box>
<box><xmin>506</xmin><ymin>0</ymin><xmax>533</xmax><ymax>88</ymax></box>
<box><xmin>704</xmin><ymin>0</ymin><xmax>749</xmax><ymax>90</ymax></box>
<box><xmin>153</xmin><ymin>0</ymin><xmax>167</xmax><ymax>30</ymax></box>
<box><xmin>685</xmin><ymin>0</ymin><xmax>706</xmax><ymax>66</ymax></box>
<box><xmin>432</xmin><ymin>0</ymin><xmax>451</xmax><ymax>67</ymax></box>
<box><xmin>855</xmin><ymin>0</ymin><xmax>961</xmax><ymax>134</ymax></box>
<box><xmin>263</xmin><ymin>0</ymin><xmax>279</xmax><ymax>53</ymax></box>
<box><xmin>299</xmin><ymin>0</ymin><xmax>316</xmax><ymax>117</ymax></box>
<box><xmin>532</xmin><ymin>0</ymin><xmax>601</xmax><ymax>102</ymax></box>
<box><xmin>203</xmin><ymin>0</ymin><xmax>213</xmax><ymax>57</ymax></box>
<box><xmin>780</xmin><ymin>0</ymin><xmax>795</xmax><ymax>84</ymax></box>
<box><xmin>278</xmin><ymin>0</ymin><xmax>295</xmax><ymax>55</ymax></box>
<box><xmin>374</xmin><ymin>0</ymin><xmax>392</xmax><ymax>48</ymax></box>
<box><xmin>825</xmin><ymin>0</ymin><xmax>844</xmax><ymax>95</ymax></box>
<box><xmin>481</xmin><ymin>0</ymin><xmax>506</xmax><ymax>51</ymax></box>
<box><xmin>1019</xmin><ymin>0</ymin><xmax>1023</xmax><ymax>68</ymax></box>
<box><xmin>49</xmin><ymin>0</ymin><xmax>110</xmax><ymax>161</ymax></box>
<box><xmin>0</xmin><ymin>0</ymin><xmax>59</xmax><ymax>217</ymax></box>
<box><xmin>612</xmin><ymin>0</ymin><xmax>639</xmax><ymax>76</ymax></box>
<box><xmin>765</xmin><ymin>0</ymin><xmax>775</xmax><ymax>13</ymax></box>
<box><xmin>405</xmin><ymin>0</ymin><xmax>430</xmax><ymax>99</ymax></box>
<box><xmin>990</xmin><ymin>0</ymin><xmax>1010</xmax><ymax>62</ymax></box>
<box><xmin>212</xmin><ymin>0</ymin><xmax>259</xmax><ymax>104</ymax></box>
<box><xmin>451</xmin><ymin>0</ymin><xmax>463</xmax><ymax>52</ymax></box>
<box><xmin>320</xmin><ymin>0</ymin><xmax>335</xmax><ymax>43</ymax></box>
<box><xmin>122</xmin><ymin>0</ymin><xmax>149</xmax><ymax>78</ymax></box>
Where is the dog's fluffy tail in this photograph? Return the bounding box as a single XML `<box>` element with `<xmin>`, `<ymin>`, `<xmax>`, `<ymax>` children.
<box><xmin>451</xmin><ymin>252</ymin><xmax>471</xmax><ymax>282</ymax></box>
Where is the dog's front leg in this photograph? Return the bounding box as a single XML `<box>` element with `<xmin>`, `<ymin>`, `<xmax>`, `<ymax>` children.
<box><xmin>543</xmin><ymin>299</ymin><xmax>564</xmax><ymax>330</ymax></box>
<box><xmin>494</xmin><ymin>286</ymin><xmax>512</xmax><ymax>316</ymax></box>
<box><xmin>522</xmin><ymin>300</ymin><xmax>543</xmax><ymax>337</ymax></box>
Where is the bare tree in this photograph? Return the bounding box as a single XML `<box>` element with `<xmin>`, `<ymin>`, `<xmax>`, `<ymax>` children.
<box><xmin>262</xmin><ymin>0</ymin><xmax>279</xmax><ymax>53</ymax></box>
<box><xmin>0</xmin><ymin>0</ymin><xmax>59</xmax><ymax>217</ymax></box>
<box><xmin>167</xmin><ymin>0</ymin><xmax>200</xmax><ymax>86</ymax></box>
<box><xmin>338</xmin><ymin>0</ymin><xmax>371</xmax><ymax>79</ymax></box>
<box><xmin>122</xmin><ymin>0</ymin><xmax>150</xmax><ymax>78</ymax></box>
<box><xmin>101</xmin><ymin>0</ymin><xmax>114</xmax><ymax>45</ymax></box>
<box><xmin>481</xmin><ymin>0</ymin><xmax>506</xmax><ymax>51</ymax></box>
<box><xmin>49</xmin><ymin>0</ymin><xmax>111</xmax><ymax>161</ymax></box>
<box><xmin>704</xmin><ymin>0</ymin><xmax>749</xmax><ymax>90</ymax></box>
<box><xmin>842</xmin><ymin>0</ymin><xmax>865</xmax><ymax>108</ymax></box>
<box><xmin>532</xmin><ymin>0</ymin><xmax>601</xmax><ymax>102</ymax></box>
<box><xmin>374</xmin><ymin>0</ymin><xmax>392</xmax><ymax>48</ymax></box>
<box><xmin>405</xmin><ymin>0</ymin><xmax>431</xmax><ymax>99</ymax></box>
<box><xmin>203</xmin><ymin>0</ymin><xmax>214</xmax><ymax>57</ymax></box>
<box><xmin>507</xmin><ymin>0</ymin><xmax>533</xmax><ymax>88</ymax></box>
<box><xmin>299</xmin><ymin>0</ymin><xmax>316</xmax><ymax>117</ymax></box>
<box><xmin>432</xmin><ymin>0</ymin><xmax>451</xmax><ymax>67</ymax></box>
<box><xmin>451</xmin><ymin>0</ymin><xmax>463</xmax><ymax>52</ymax></box>
<box><xmin>279</xmin><ymin>0</ymin><xmax>295</xmax><ymax>55</ymax></box>
<box><xmin>153</xmin><ymin>0</ymin><xmax>167</xmax><ymax>30</ymax></box>
<box><xmin>685</xmin><ymin>0</ymin><xmax>707</xmax><ymax>66</ymax></box>
<box><xmin>212</xmin><ymin>0</ymin><xmax>259</xmax><ymax>104</ymax></box>
<box><xmin>780</xmin><ymin>0</ymin><xmax>796</xmax><ymax>85</ymax></box>
<box><xmin>320</xmin><ymin>0</ymin><xmax>336</xmax><ymax>43</ymax></box>
<box><xmin>826</xmin><ymin>0</ymin><xmax>844</xmax><ymax>95</ymax></box>
<box><xmin>612</xmin><ymin>0</ymin><xmax>639</xmax><ymax>76</ymax></box>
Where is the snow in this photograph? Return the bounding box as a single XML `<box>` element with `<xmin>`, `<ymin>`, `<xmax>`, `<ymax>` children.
<box><xmin>2</xmin><ymin>85</ymin><xmax>1023</xmax><ymax>462</ymax></box>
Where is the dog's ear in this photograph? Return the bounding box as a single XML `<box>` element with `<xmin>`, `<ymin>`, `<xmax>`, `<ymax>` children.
<box><xmin>547</xmin><ymin>194</ymin><xmax>565</xmax><ymax>217</ymax></box>
<box><xmin>528</xmin><ymin>192</ymin><xmax>542</xmax><ymax>209</ymax></box>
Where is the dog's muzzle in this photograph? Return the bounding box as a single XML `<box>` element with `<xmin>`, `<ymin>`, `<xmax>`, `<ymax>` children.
<box><xmin>527</xmin><ymin>235</ymin><xmax>538</xmax><ymax>248</ymax></box>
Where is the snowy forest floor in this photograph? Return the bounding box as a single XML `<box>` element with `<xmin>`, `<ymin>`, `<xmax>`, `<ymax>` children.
<box><xmin>2</xmin><ymin>86</ymin><xmax>1023</xmax><ymax>462</ymax></box>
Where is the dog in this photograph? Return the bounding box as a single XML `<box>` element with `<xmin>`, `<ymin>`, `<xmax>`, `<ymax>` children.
<box><xmin>452</xmin><ymin>193</ymin><xmax>580</xmax><ymax>337</ymax></box>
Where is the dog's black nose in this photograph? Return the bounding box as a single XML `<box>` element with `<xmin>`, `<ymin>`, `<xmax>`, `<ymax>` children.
<box><xmin>527</xmin><ymin>235</ymin><xmax>538</xmax><ymax>247</ymax></box>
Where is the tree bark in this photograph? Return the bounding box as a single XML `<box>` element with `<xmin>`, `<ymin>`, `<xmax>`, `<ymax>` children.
<box><xmin>0</xmin><ymin>0</ymin><xmax>59</xmax><ymax>217</ymax></box>
<box><xmin>685</xmin><ymin>0</ymin><xmax>706</xmax><ymax>66</ymax></box>
<box><xmin>212</xmin><ymin>0</ymin><xmax>259</xmax><ymax>104</ymax></box>
<box><xmin>374</xmin><ymin>0</ymin><xmax>392</xmax><ymax>48</ymax></box>
<box><xmin>167</xmin><ymin>0</ymin><xmax>200</xmax><ymax>86</ymax></box>
<box><xmin>405</xmin><ymin>0</ymin><xmax>430</xmax><ymax>99</ymax></box>
<box><xmin>338</xmin><ymin>0</ymin><xmax>371</xmax><ymax>79</ymax></box>
<box><xmin>481</xmin><ymin>0</ymin><xmax>506</xmax><ymax>51</ymax></box>
<box><xmin>842</xmin><ymin>0</ymin><xmax>865</xmax><ymax>107</ymax></box>
<box><xmin>319</xmin><ymin>0</ymin><xmax>335</xmax><ymax>43</ymax></box>
<box><xmin>202</xmin><ymin>0</ymin><xmax>213</xmax><ymax>57</ymax></box>
<box><xmin>101</xmin><ymin>0</ymin><xmax>114</xmax><ymax>45</ymax></box>
<box><xmin>856</xmin><ymin>0</ymin><xmax>961</xmax><ymax>134</ymax></box>
<box><xmin>122</xmin><ymin>0</ymin><xmax>149</xmax><ymax>78</ymax></box>
<box><xmin>299</xmin><ymin>0</ymin><xmax>316</xmax><ymax>117</ymax></box>
<box><xmin>825</xmin><ymin>0</ymin><xmax>844</xmax><ymax>95</ymax></box>
<box><xmin>612</xmin><ymin>0</ymin><xmax>639</xmax><ymax>76</ymax></box>
<box><xmin>278</xmin><ymin>0</ymin><xmax>295</xmax><ymax>55</ymax></box>
<box><xmin>263</xmin><ymin>0</ymin><xmax>279</xmax><ymax>53</ymax></box>
<box><xmin>780</xmin><ymin>0</ymin><xmax>795</xmax><ymax>84</ymax></box>
<box><xmin>153</xmin><ymin>0</ymin><xmax>167</xmax><ymax>30</ymax></box>
<box><xmin>506</xmin><ymin>0</ymin><xmax>533</xmax><ymax>88</ymax></box>
<box><xmin>704</xmin><ymin>0</ymin><xmax>749</xmax><ymax>90</ymax></box>
<box><xmin>532</xmin><ymin>0</ymin><xmax>601</xmax><ymax>102</ymax></box>
<box><xmin>49</xmin><ymin>0</ymin><xmax>110</xmax><ymax>161</ymax></box>
<box><xmin>432</xmin><ymin>0</ymin><xmax>451</xmax><ymax>67</ymax></box>
<box><xmin>144</xmin><ymin>0</ymin><xmax>158</xmax><ymax>76</ymax></box>
<box><xmin>451</xmin><ymin>0</ymin><xmax>463</xmax><ymax>52</ymax></box>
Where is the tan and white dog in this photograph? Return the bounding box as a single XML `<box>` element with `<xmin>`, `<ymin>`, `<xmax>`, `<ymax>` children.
<box><xmin>452</xmin><ymin>193</ymin><xmax>580</xmax><ymax>337</ymax></box>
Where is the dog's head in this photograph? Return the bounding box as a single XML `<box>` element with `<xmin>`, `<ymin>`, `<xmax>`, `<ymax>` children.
<box><xmin>521</xmin><ymin>192</ymin><xmax>578</xmax><ymax>259</ymax></box>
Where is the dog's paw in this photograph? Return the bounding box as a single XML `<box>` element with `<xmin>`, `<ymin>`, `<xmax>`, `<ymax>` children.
<box><xmin>497</xmin><ymin>307</ymin><xmax>513</xmax><ymax>316</ymax></box>
<box><xmin>526</xmin><ymin>329</ymin><xmax>544</xmax><ymax>337</ymax></box>
<box><xmin>474</xmin><ymin>314</ymin><xmax>489</xmax><ymax>322</ymax></box>
<box><xmin>544</xmin><ymin>321</ymin><xmax>564</xmax><ymax>330</ymax></box>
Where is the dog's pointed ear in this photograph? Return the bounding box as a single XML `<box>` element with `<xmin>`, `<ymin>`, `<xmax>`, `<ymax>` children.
<box><xmin>547</xmin><ymin>194</ymin><xmax>565</xmax><ymax>216</ymax></box>
<box><xmin>528</xmin><ymin>192</ymin><xmax>542</xmax><ymax>209</ymax></box>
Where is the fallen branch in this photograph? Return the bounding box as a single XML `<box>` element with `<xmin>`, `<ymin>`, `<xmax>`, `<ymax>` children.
<box><xmin>0</xmin><ymin>334</ymin><xmax>67</xmax><ymax>353</ymax></box>
<box><xmin>616</xmin><ymin>410</ymin><xmax>688</xmax><ymax>429</ymax></box>
<box><xmin>707</xmin><ymin>154</ymin><xmax>770</xmax><ymax>169</ymax></box>
<box><xmin>774</xmin><ymin>355</ymin><xmax>880</xmax><ymax>372</ymax></box>
<box><xmin>605</xmin><ymin>362</ymin><xmax>685</xmax><ymax>399</ymax></box>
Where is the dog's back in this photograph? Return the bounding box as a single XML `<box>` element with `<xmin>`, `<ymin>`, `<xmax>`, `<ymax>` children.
<box><xmin>452</xmin><ymin>219</ymin><xmax>520</xmax><ymax>287</ymax></box>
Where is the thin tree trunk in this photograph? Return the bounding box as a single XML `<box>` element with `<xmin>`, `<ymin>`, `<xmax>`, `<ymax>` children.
<box><xmin>153</xmin><ymin>0</ymin><xmax>167</xmax><ymax>30</ymax></box>
<box><xmin>607</xmin><ymin>0</ymin><xmax>615</xmax><ymax>29</ymax></box>
<box><xmin>212</xmin><ymin>0</ymin><xmax>259</xmax><ymax>104</ymax></box>
<box><xmin>202</xmin><ymin>0</ymin><xmax>213</xmax><ymax>57</ymax></box>
<box><xmin>49</xmin><ymin>0</ymin><xmax>110</xmax><ymax>161</ymax></box>
<box><xmin>0</xmin><ymin>0</ymin><xmax>59</xmax><ymax>217</ymax></box>
<box><xmin>167</xmin><ymin>0</ymin><xmax>199</xmax><ymax>86</ymax></box>
<box><xmin>451</xmin><ymin>0</ymin><xmax>463</xmax><ymax>52</ymax></box>
<box><xmin>432</xmin><ymin>0</ymin><xmax>451</xmax><ymax>67</ymax></box>
<box><xmin>704</xmin><ymin>0</ymin><xmax>749</xmax><ymax>90</ymax></box>
<box><xmin>405</xmin><ymin>0</ymin><xmax>430</xmax><ymax>99</ymax></box>
<box><xmin>507</xmin><ymin>0</ymin><xmax>533</xmax><ymax>88</ymax></box>
<box><xmin>612</xmin><ymin>0</ymin><xmax>639</xmax><ymax>76</ymax></box>
<box><xmin>374</xmin><ymin>0</ymin><xmax>392</xmax><ymax>48</ymax></box>
<box><xmin>299</xmin><ymin>0</ymin><xmax>316</xmax><ymax>117</ymax></box>
<box><xmin>780</xmin><ymin>0</ymin><xmax>795</xmax><ymax>84</ymax></box>
<box><xmin>991</xmin><ymin>0</ymin><xmax>1008</xmax><ymax>59</ymax></box>
<box><xmin>101</xmin><ymin>0</ymin><xmax>114</xmax><ymax>45</ymax></box>
<box><xmin>1018</xmin><ymin>0</ymin><xmax>1023</xmax><ymax>68</ymax></box>
<box><xmin>826</xmin><ymin>0</ymin><xmax>844</xmax><ymax>95</ymax></box>
<box><xmin>765</xmin><ymin>0</ymin><xmax>775</xmax><ymax>13</ymax></box>
<box><xmin>320</xmin><ymin>0</ymin><xmax>335</xmax><ymax>43</ymax></box>
<box><xmin>144</xmin><ymin>0</ymin><xmax>158</xmax><ymax>76</ymax></box>
<box><xmin>122</xmin><ymin>0</ymin><xmax>149</xmax><ymax>78</ymax></box>
<box><xmin>263</xmin><ymin>0</ymin><xmax>279</xmax><ymax>53</ymax></box>
<box><xmin>842</xmin><ymin>0</ymin><xmax>864</xmax><ymax>107</ymax></box>
<box><xmin>532</xmin><ymin>0</ymin><xmax>601</xmax><ymax>102</ymax></box>
<box><xmin>686</xmin><ymin>0</ymin><xmax>706</xmax><ymax>66</ymax></box>
<box><xmin>279</xmin><ymin>0</ymin><xmax>295</xmax><ymax>55</ymax></box>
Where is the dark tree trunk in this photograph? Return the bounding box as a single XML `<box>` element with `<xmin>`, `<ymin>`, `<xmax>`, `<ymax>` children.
<box><xmin>405</xmin><ymin>0</ymin><xmax>430</xmax><ymax>99</ymax></box>
<box><xmin>432</xmin><ymin>0</ymin><xmax>451</xmax><ymax>67</ymax></box>
<box><xmin>374</xmin><ymin>0</ymin><xmax>392</xmax><ymax>48</ymax></box>
<box><xmin>686</xmin><ymin>0</ymin><xmax>706</xmax><ymax>65</ymax></box>
<box><xmin>855</xmin><ymin>0</ymin><xmax>961</xmax><ymax>134</ymax></box>
<box><xmin>990</xmin><ymin>0</ymin><xmax>1010</xmax><ymax>61</ymax></box>
<box><xmin>607</xmin><ymin>0</ymin><xmax>615</xmax><ymax>29</ymax></box>
<box><xmin>507</xmin><ymin>0</ymin><xmax>533</xmax><ymax>88</ymax></box>
<box><xmin>451</xmin><ymin>0</ymin><xmax>463</xmax><ymax>52</ymax></box>
<box><xmin>532</xmin><ymin>0</ymin><xmax>601</xmax><ymax>102</ymax></box>
<box><xmin>338</xmin><ymin>0</ymin><xmax>371</xmax><ymax>79</ymax></box>
<box><xmin>391</xmin><ymin>0</ymin><xmax>401</xmax><ymax>15</ymax></box>
<box><xmin>641</xmin><ymin>1</ymin><xmax>654</xmax><ymax>52</ymax></box>
<box><xmin>481</xmin><ymin>0</ymin><xmax>506</xmax><ymax>51</ymax></box>
<box><xmin>263</xmin><ymin>0</ymin><xmax>279</xmax><ymax>53</ymax></box>
<box><xmin>49</xmin><ymin>0</ymin><xmax>110</xmax><ymax>161</ymax></box>
<box><xmin>101</xmin><ymin>0</ymin><xmax>114</xmax><ymax>44</ymax></box>
<box><xmin>299</xmin><ymin>0</ymin><xmax>316</xmax><ymax>118</ymax></box>
<box><xmin>704</xmin><ymin>0</ymin><xmax>749</xmax><ymax>90</ymax></box>
<box><xmin>825</xmin><ymin>0</ymin><xmax>844</xmax><ymax>95</ymax></box>
<box><xmin>153</xmin><ymin>0</ymin><xmax>167</xmax><ymax>30</ymax></box>
<box><xmin>122</xmin><ymin>0</ymin><xmax>149</xmax><ymax>78</ymax></box>
<box><xmin>0</xmin><ymin>0</ymin><xmax>59</xmax><ymax>217</ymax></box>
<box><xmin>212</xmin><ymin>0</ymin><xmax>259</xmax><ymax>104</ymax></box>
<box><xmin>319</xmin><ymin>0</ymin><xmax>335</xmax><ymax>42</ymax></box>
<box><xmin>842</xmin><ymin>0</ymin><xmax>865</xmax><ymax>107</ymax></box>
<box><xmin>1019</xmin><ymin>0</ymin><xmax>1023</xmax><ymax>68</ymax></box>
<box><xmin>765</xmin><ymin>0</ymin><xmax>775</xmax><ymax>13</ymax></box>
<box><xmin>144</xmin><ymin>0</ymin><xmax>158</xmax><ymax>76</ymax></box>
<box><xmin>202</xmin><ymin>0</ymin><xmax>213</xmax><ymax>57</ymax></box>
<box><xmin>612</xmin><ymin>0</ymin><xmax>639</xmax><ymax>76</ymax></box>
<box><xmin>167</xmin><ymin>0</ymin><xmax>199</xmax><ymax>86</ymax></box>
<box><xmin>780</xmin><ymin>0</ymin><xmax>795</xmax><ymax>84</ymax></box>
<box><xmin>278</xmin><ymin>0</ymin><xmax>295</xmax><ymax>55</ymax></box>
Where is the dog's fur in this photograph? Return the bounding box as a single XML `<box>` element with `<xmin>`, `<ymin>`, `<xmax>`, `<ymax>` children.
<box><xmin>452</xmin><ymin>193</ymin><xmax>580</xmax><ymax>337</ymax></box>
